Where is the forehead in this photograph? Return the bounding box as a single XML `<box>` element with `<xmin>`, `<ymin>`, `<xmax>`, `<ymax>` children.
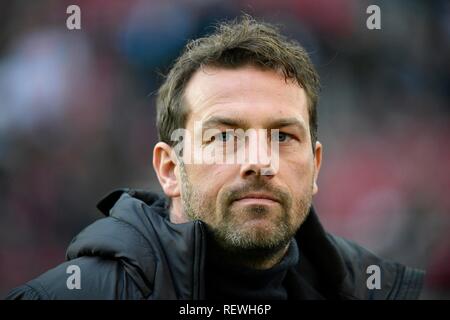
<box><xmin>184</xmin><ymin>65</ymin><xmax>310</xmax><ymax>127</ymax></box>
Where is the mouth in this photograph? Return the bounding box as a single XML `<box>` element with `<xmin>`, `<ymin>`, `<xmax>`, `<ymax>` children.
<box><xmin>233</xmin><ymin>193</ymin><xmax>280</xmax><ymax>206</ymax></box>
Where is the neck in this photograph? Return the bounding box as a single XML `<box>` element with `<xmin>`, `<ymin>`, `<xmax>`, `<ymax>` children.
<box><xmin>169</xmin><ymin>199</ymin><xmax>190</xmax><ymax>224</ymax></box>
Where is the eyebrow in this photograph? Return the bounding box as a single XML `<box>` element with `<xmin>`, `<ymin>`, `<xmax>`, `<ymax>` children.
<box><xmin>201</xmin><ymin>116</ymin><xmax>308</xmax><ymax>133</ymax></box>
<box><xmin>266</xmin><ymin>118</ymin><xmax>308</xmax><ymax>133</ymax></box>
<box><xmin>202</xmin><ymin>116</ymin><xmax>249</xmax><ymax>129</ymax></box>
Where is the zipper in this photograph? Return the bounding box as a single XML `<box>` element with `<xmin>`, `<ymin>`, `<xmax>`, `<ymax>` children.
<box><xmin>192</xmin><ymin>220</ymin><xmax>206</xmax><ymax>299</ymax></box>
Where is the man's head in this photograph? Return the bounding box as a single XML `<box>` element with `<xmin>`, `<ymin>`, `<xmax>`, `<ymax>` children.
<box><xmin>153</xmin><ymin>16</ymin><xmax>322</xmax><ymax>267</ymax></box>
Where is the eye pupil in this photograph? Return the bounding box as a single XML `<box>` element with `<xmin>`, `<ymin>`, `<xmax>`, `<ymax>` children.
<box><xmin>278</xmin><ymin>133</ymin><xmax>286</xmax><ymax>142</ymax></box>
<box><xmin>217</xmin><ymin>132</ymin><xmax>232</xmax><ymax>142</ymax></box>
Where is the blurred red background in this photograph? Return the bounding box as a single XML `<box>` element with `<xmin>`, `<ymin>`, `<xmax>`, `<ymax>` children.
<box><xmin>0</xmin><ymin>0</ymin><xmax>449</xmax><ymax>298</ymax></box>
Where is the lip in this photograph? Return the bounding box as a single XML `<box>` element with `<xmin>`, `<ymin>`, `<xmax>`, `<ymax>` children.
<box><xmin>233</xmin><ymin>193</ymin><xmax>280</xmax><ymax>204</ymax></box>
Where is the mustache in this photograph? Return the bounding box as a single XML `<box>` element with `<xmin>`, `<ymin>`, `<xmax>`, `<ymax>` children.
<box><xmin>224</xmin><ymin>180</ymin><xmax>290</xmax><ymax>205</ymax></box>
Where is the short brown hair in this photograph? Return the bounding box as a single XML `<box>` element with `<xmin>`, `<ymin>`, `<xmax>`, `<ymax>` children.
<box><xmin>156</xmin><ymin>15</ymin><xmax>320</xmax><ymax>149</ymax></box>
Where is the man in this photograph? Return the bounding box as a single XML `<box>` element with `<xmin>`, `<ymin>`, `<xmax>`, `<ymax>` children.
<box><xmin>6</xmin><ymin>16</ymin><xmax>424</xmax><ymax>300</ymax></box>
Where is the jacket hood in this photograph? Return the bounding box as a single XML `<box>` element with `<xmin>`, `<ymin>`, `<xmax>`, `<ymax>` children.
<box><xmin>66</xmin><ymin>188</ymin><xmax>205</xmax><ymax>299</ymax></box>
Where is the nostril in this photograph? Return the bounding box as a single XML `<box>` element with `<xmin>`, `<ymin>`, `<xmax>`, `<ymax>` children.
<box><xmin>243</xmin><ymin>168</ymin><xmax>257</xmax><ymax>176</ymax></box>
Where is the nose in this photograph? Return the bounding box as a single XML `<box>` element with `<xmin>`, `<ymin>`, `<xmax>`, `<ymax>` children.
<box><xmin>239</xmin><ymin>162</ymin><xmax>275</xmax><ymax>179</ymax></box>
<box><xmin>239</xmin><ymin>145</ymin><xmax>277</xmax><ymax>178</ymax></box>
<box><xmin>238</xmin><ymin>129</ymin><xmax>278</xmax><ymax>178</ymax></box>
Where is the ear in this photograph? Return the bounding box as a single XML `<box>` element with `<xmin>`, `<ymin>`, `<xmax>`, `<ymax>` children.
<box><xmin>153</xmin><ymin>142</ymin><xmax>180</xmax><ymax>198</ymax></box>
<box><xmin>312</xmin><ymin>141</ymin><xmax>323</xmax><ymax>195</ymax></box>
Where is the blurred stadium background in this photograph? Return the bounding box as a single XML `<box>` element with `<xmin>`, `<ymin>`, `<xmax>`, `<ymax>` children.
<box><xmin>0</xmin><ymin>0</ymin><xmax>449</xmax><ymax>298</ymax></box>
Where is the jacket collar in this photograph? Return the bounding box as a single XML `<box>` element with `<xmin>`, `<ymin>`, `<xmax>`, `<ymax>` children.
<box><xmin>69</xmin><ymin>188</ymin><xmax>417</xmax><ymax>299</ymax></box>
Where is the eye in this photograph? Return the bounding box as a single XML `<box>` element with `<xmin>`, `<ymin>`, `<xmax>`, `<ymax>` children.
<box><xmin>215</xmin><ymin>131</ymin><xmax>234</xmax><ymax>142</ymax></box>
<box><xmin>273</xmin><ymin>132</ymin><xmax>293</xmax><ymax>142</ymax></box>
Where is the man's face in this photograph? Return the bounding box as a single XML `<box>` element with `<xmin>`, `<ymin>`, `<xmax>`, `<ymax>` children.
<box><xmin>175</xmin><ymin>65</ymin><xmax>321</xmax><ymax>253</ymax></box>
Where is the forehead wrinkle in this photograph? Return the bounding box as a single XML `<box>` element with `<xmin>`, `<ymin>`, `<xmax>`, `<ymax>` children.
<box><xmin>185</xmin><ymin>66</ymin><xmax>281</xmax><ymax>116</ymax></box>
<box><xmin>184</xmin><ymin>84</ymin><xmax>237</xmax><ymax>123</ymax></box>
<box><xmin>184</xmin><ymin>66</ymin><xmax>310</xmax><ymax>129</ymax></box>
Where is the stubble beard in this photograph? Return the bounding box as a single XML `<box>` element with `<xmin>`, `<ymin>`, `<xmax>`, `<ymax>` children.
<box><xmin>179</xmin><ymin>162</ymin><xmax>313</xmax><ymax>266</ymax></box>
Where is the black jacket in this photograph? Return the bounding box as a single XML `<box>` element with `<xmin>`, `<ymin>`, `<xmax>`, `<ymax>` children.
<box><xmin>6</xmin><ymin>189</ymin><xmax>425</xmax><ymax>300</ymax></box>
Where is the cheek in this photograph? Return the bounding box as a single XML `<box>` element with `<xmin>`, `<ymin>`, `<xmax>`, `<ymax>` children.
<box><xmin>280</xmin><ymin>156</ymin><xmax>315</xmax><ymax>188</ymax></box>
<box><xmin>185</xmin><ymin>163</ymin><xmax>237</xmax><ymax>196</ymax></box>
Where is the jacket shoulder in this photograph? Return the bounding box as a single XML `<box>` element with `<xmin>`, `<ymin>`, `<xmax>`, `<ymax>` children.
<box><xmin>5</xmin><ymin>256</ymin><xmax>144</xmax><ymax>300</ymax></box>
<box><xmin>327</xmin><ymin>234</ymin><xmax>425</xmax><ymax>300</ymax></box>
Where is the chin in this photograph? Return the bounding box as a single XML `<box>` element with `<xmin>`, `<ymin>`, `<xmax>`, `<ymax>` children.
<box><xmin>236</xmin><ymin>223</ymin><xmax>285</xmax><ymax>245</ymax></box>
